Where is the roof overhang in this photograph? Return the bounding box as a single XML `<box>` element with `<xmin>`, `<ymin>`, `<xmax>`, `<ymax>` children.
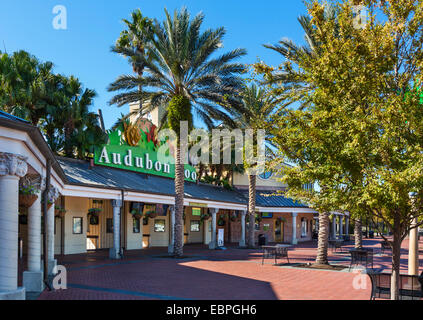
<box><xmin>0</xmin><ymin>118</ymin><xmax>67</xmax><ymax>189</ymax></box>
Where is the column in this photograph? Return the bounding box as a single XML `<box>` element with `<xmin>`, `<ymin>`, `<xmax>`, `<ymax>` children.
<box><xmin>239</xmin><ymin>210</ymin><xmax>247</xmax><ymax>247</ymax></box>
<box><xmin>408</xmin><ymin>217</ymin><xmax>419</xmax><ymax>276</ymax></box>
<box><xmin>168</xmin><ymin>206</ymin><xmax>175</xmax><ymax>254</ymax></box>
<box><xmin>0</xmin><ymin>152</ymin><xmax>27</xmax><ymax>300</ymax></box>
<box><xmin>23</xmin><ymin>189</ymin><xmax>44</xmax><ymax>293</ymax></box>
<box><xmin>339</xmin><ymin>215</ymin><xmax>344</xmax><ymax>236</ymax></box>
<box><xmin>345</xmin><ymin>216</ymin><xmax>350</xmax><ymax>236</ymax></box>
<box><xmin>47</xmin><ymin>187</ymin><xmax>59</xmax><ymax>275</ymax></box>
<box><xmin>332</xmin><ymin>214</ymin><xmax>337</xmax><ymax>239</ymax></box>
<box><xmin>209</xmin><ymin>208</ymin><xmax>218</xmax><ymax>250</ymax></box>
<box><xmin>109</xmin><ymin>199</ymin><xmax>122</xmax><ymax>259</ymax></box>
<box><xmin>292</xmin><ymin>212</ymin><xmax>298</xmax><ymax>245</ymax></box>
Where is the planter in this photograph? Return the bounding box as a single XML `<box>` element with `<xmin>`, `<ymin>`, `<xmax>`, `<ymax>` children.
<box><xmin>148</xmin><ymin>212</ymin><xmax>158</xmax><ymax>219</ymax></box>
<box><xmin>218</xmin><ymin>219</ymin><xmax>226</xmax><ymax>227</ymax></box>
<box><xmin>47</xmin><ymin>203</ymin><xmax>53</xmax><ymax>211</ymax></box>
<box><xmin>132</xmin><ymin>212</ymin><xmax>143</xmax><ymax>220</ymax></box>
<box><xmin>19</xmin><ymin>194</ymin><xmax>38</xmax><ymax>208</ymax></box>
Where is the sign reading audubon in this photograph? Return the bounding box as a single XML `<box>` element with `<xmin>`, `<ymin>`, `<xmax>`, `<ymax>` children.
<box><xmin>94</xmin><ymin>118</ymin><xmax>197</xmax><ymax>182</ymax></box>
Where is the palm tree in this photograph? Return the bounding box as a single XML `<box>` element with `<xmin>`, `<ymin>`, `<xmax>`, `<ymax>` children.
<box><xmin>61</xmin><ymin>76</ymin><xmax>104</xmax><ymax>158</ymax></box>
<box><xmin>114</xmin><ymin>9</ymin><xmax>154</xmax><ymax>114</ymax></box>
<box><xmin>231</xmin><ymin>83</ymin><xmax>277</xmax><ymax>248</ymax></box>
<box><xmin>0</xmin><ymin>50</ymin><xmax>60</xmax><ymax>125</ymax></box>
<box><xmin>108</xmin><ymin>8</ymin><xmax>247</xmax><ymax>256</ymax></box>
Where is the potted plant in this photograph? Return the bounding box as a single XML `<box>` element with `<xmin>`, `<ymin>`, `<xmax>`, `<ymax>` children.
<box><xmin>131</xmin><ymin>208</ymin><xmax>143</xmax><ymax>220</ymax></box>
<box><xmin>218</xmin><ymin>215</ymin><xmax>226</xmax><ymax>226</ymax></box>
<box><xmin>19</xmin><ymin>184</ymin><xmax>39</xmax><ymax>208</ymax></box>
<box><xmin>42</xmin><ymin>196</ymin><xmax>53</xmax><ymax>211</ymax></box>
<box><xmin>230</xmin><ymin>212</ymin><xmax>238</xmax><ymax>222</ymax></box>
<box><xmin>55</xmin><ymin>205</ymin><xmax>66</xmax><ymax>218</ymax></box>
<box><xmin>200</xmin><ymin>212</ymin><xmax>211</xmax><ymax>225</ymax></box>
<box><xmin>149</xmin><ymin>211</ymin><xmax>158</xmax><ymax>219</ymax></box>
<box><xmin>277</xmin><ymin>216</ymin><xmax>287</xmax><ymax>223</ymax></box>
<box><xmin>88</xmin><ymin>208</ymin><xmax>101</xmax><ymax>225</ymax></box>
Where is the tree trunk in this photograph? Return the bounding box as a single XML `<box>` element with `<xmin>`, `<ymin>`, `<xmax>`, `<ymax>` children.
<box><xmin>391</xmin><ymin>215</ymin><xmax>402</xmax><ymax>300</ymax></box>
<box><xmin>173</xmin><ymin>145</ymin><xmax>184</xmax><ymax>257</ymax></box>
<box><xmin>315</xmin><ymin>211</ymin><xmax>329</xmax><ymax>265</ymax></box>
<box><xmin>247</xmin><ymin>174</ymin><xmax>256</xmax><ymax>248</ymax></box>
<box><xmin>354</xmin><ymin>218</ymin><xmax>363</xmax><ymax>249</ymax></box>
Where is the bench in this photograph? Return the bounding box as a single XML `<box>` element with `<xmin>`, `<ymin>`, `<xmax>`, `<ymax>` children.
<box><xmin>262</xmin><ymin>245</ymin><xmax>290</xmax><ymax>265</ymax></box>
<box><xmin>367</xmin><ymin>272</ymin><xmax>423</xmax><ymax>300</ymax></box>
<box><xmin>349</xmin><ymin>248</ymin><xmax>374</xmax><ymax>271</ymax></box>
<box><xmin>380</xmin><ymin>241</ymin><xmax>391</xmax><ymax>254</ymax></box>
<box><xmin>329</xmin><ymin>239</ymin><xmax>345</xmax><ymax>253</ymax></box>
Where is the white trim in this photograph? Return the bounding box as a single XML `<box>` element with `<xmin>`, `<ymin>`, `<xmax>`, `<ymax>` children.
<box><xmin>62</xmin><ymin>184</ymin><xmax>248</xmax><ymax>210</ymax></box>
<box><xmin>256</xmin><ymin>207</ymin><xmax>317</xmax><ymax>213</ymax></box>
<box><xmin>0</xmin><ymin>127</ymin><xmax>64</xmax><ymax>190</ymax></box>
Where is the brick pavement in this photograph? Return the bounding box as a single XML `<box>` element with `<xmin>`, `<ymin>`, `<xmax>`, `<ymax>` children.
<box><xmin>33</xmin><ymin>237</ymin><xmax>422</xmax><ymax>300</ymax></box>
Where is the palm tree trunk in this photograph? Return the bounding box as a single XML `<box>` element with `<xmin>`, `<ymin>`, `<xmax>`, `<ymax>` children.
<box><xmin>247</xmin><ymin>174</ymin><xmax>256</xmax><ymax>248</ymax></box>
<box><xmin>173</xmin><ymin>145</ymin><xmax>184</xmax><ymax>257</ymax></box>
<box><xmin>315</xmin><ymin>211</ymin><xmax>329</xmax><ymax>265</ymax></box>
<box><xmin>354</xmin><ymin>218</ymin><xmax>363</xmax><ymax>249</ymax></box>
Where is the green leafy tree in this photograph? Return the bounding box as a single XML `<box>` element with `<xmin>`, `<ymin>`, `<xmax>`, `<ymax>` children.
<box><xmin>260</xmin><ymin>0</ymin><xmax>423</xmax><ymax>299</ymax></box>
<box><xmin>108</xmin><ymin>8</ymin><xmax>247</xmax><ymax>256</ymax></box>
<box><xmin>256</xmin><ymin>2</ymin><xmax>340</xmax><ymax>261</ymax></box>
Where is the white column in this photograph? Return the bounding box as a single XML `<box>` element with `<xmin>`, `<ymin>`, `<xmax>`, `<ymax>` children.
<box><xmin>0</xmin><ymin>152</ymin><xmax>27</xmax><ymax>300</ymax></box>
<box><xmin>23</xmin><ymin>190</ymin><xmax>44</xmax><ymax>292</ymax></box>
<box><xmin>339</xmin><ymin>216</ymin><xmax>344</xmax><ymax>236</ymax></box>
<box><xmin>168</xmin><ymin>206</ymin><xmax>175</xmax><ymax>254</ymax></box>
<box><xmin>239</xmin><ymin>210</ymin><xmax>247</xmax><ymax>247</ymax></box>
<box><xmin>408</xmin><ymin>217</ymin><xmax>419</xmax><ymax>276</ymax></box>
<box><xmin>332</xmin><ymin>214</ymin><xmax>337</xmax><ymax>239</ymax></box>
<box><xmin>47</xmin><ymin>187</ymin><xmax>59</xmax><ymax>275</ymax></box>
<box><xmin>109</xmin><ymin>199</ymin><xmax>122</xmax><ymax>259</ymax></box>
<box><xmin>345</xmin><ymin>217</ymin><xmax>350</xmax><ymax>236</ymax></box>
<box><xmin>209</xmin><ymin>208</ymin><xmax>218</xmax><ymax>250</ymax></box>
<box><xmin>292</xmin><ymin>212</ymin><xmax>298</xmax><ymax>245</ymax></box>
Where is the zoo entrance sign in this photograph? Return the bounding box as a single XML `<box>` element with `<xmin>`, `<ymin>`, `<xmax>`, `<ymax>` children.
<box><xmin>94</xmin><ymin>119</ymin><xmax>197</xmax><ymax>182</ymax></box>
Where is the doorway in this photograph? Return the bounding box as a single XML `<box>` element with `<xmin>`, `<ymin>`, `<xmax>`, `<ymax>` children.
<box><xmin>274</xmin><ymin>219</ymin><xmax>284</xmax><ymax>243</ymax></box>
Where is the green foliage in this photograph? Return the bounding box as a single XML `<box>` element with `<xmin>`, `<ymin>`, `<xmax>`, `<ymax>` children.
<box><xmin>19</xmin><ymin>184</ymin><xmax>39</xmax><ymax>195</ymax></box>
<box><xmin>0</xmin><ymin>50</ymin><xmax>107</xmax><ymax>159</ymax></box>
<box><xmin>108</xmin><ymin>7</ymin><xmax>247</xmax><ymax>132</ymax></box>
<box><xmin>258</xmin><ymin>0</ymin><xmax>423</xmax><ymax>245</ymax></box>
<box><xmin>167</xmin><ymin>95</ymin><xmax>192</xmax><ymax>138</ymax></box>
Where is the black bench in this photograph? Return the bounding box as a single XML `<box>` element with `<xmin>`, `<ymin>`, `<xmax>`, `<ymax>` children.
<box><xmin>367</xmin><ymin>272</ymin><xmax>423</xmax><ymax>300</ymax></box>
<box><xmin>262</xmin><ymin>246</ymin><xmax>290</xmax><ymax>265</ymax></box>
<box><xmin>349</xmin><ymin>248</ymin><xmax>374</xmax><ymax>271</ymax></box>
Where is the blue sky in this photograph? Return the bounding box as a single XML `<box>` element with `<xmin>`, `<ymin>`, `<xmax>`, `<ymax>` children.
<box><xmin>0</xmin><ymin>0</ymin><xmax>307</xmax><ymax>129</ymax></box>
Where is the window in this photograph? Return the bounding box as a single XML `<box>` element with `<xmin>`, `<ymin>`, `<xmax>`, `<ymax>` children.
<box><xmin>133</xmin><ymin>217</ymin><xmax>140</xmax><ymax>233</ymax></box>
<box><xmin>192</xmin><ymin>208</ymin><xmax>202</xmax><ymax>216</ymax></box>
<box><xmin>154</xmin><ymin>219</ymin><xmax>165</xmax><ymax>232</ymax></box>
<box><xmin>73</xmin><ymin>217</ymin><xmax>83</xmax><ymax>234</ymax></box>
<box><xmin>106</xmin><ymin>218</ymin><xmax>113</xmax><ymax>233</ymax></box>
<box><xmin>259</xmin><ymin>171</ymin><xmax>273</xmax><ymax>180</ymax></box>
<box><xmin>190</xmin><ymin>220</ymin><xmax>200</xmax><ymax>232</ymax></box>
<box><xmin>301</xmin><ymin>218</ymin><xmax>308</xmax><ymax>237</ymax></box>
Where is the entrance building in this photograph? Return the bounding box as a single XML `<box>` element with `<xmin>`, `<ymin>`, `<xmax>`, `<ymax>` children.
<box><xmin>0</xmin><ymin>110</ymin><xmax>317</xmax><ymax>299</ymax></box>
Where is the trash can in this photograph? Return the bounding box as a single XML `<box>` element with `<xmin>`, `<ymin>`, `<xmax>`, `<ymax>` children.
<box><xmin>258</xmin><ymin>234</ymin><xmax>266</xmax><ymax>246</ymax></box>
<box><xmin>369</xmin><ymin>230</ymin><xmax>374</xmax><ymax>239</ymax></box>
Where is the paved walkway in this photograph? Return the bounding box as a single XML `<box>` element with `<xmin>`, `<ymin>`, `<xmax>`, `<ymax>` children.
<box><xmin>33</xmin><ymin>237</ymin><xmax>422</xmax><ymax>300</ymax></box>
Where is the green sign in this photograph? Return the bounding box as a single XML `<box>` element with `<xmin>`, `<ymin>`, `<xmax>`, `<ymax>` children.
<box><xmin>94</xmin><ymin>119</ymin><xmax>197</xmax><ymax>182</ymax></box>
